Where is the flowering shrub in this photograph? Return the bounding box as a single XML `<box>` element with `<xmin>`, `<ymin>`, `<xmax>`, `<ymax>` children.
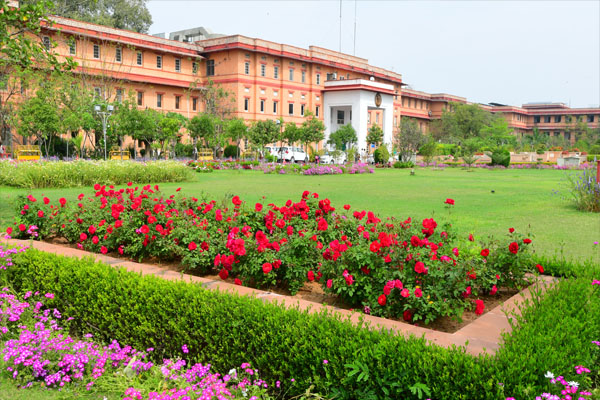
<box><xmin>9</xmin><ymin>188</ymin><xmax>538</xmax><ymax>324</ymax></box>
<box><xmin>262</xmin><ymin>163</ymin><xmax>374</xmax><ymax>175</ymax></box>
<box><xmin>187</xmin><ymin>160</ymin><xmax>259</xmax><ymax>172</ymax></box>
<box><xmin>566</xmin><ymin>168</ymin><xmax>600</xmax><ymax>212</ymax></box>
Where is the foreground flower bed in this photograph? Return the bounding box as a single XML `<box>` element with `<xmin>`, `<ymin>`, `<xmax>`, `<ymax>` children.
<box><xmin>0</xmin><ymin>160</ymin><xmax>193</xmax><ymax>188</ymax></box>
<box><xmin>4</xmin><ymin>244</ymin><xmax>599</xmax><ymax>399</ymax></box>
<box><xmin>9</xmin><ymin>186</ymin><xmax>538</xmax><ymax>325</ymax></box>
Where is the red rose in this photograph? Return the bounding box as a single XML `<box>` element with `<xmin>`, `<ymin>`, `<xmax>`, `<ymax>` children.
<box><xmin>369</xmin><ymin>241</ymin><xmax>381</xmax><ymax>253</ymax></box>
<box><xmin>536</xmin><ymin>264</ymin><xmax>544</xmax><ymax>274</ymax></box>
<box><xmin>475</xmin><ymin>299</ymin><xmax>485</xmax><ymax>315</ymax></box>
<box><xmin>255</xmin><ymin>203</ymin><xmax>263</xmax><ymax>212</ymax></box>
<box><xmin>115</xmin><ymin>220</ymin><xmax>123</xmax><ymax>228</ymax></box>
<box><xmin>481</xmin><ymin>248</ymin><xmax>490</xmax><ymax>257</ymax></box>
<box><xmin>343</xmin><ymin>204</ymin><xmax>351</xmax><ymax>210</ymax></box>
<box><xmin>468</xmin><ymin>233</ymin><xmax>474</xmax><ymax>242</ymax></box>
<box><xmin>88</xmin><ymin>225</ymin><xmax>96</xmax><ymax>234</ymax></box>
<box><xmin>188</xmin><ymin>242</ymin><xmax>197</xmax><ymax>251</ymax></box>
<box><xmin>262</xmin><ymin>263</ymin><xmax>272</xmax><ymax>274</ymax></box>
<box><xmin>218</xmin><ymin>269</ymin><xmax>229</xmax><ymax>280</ymax></box>
<box><xmin>444</xmin><ymin>198</ymin><xmax>455</xmax><ymax>205</ymax></box>
<box><xmin>377</xmin><ymin>294</ymin><xmax>387</xmax><ymax>306</ymax></box>
<box><xmin>234</xmin><ymin>278</ymin><xmax>242</xmax><ymax>285</ymax></box>
<box><xmin>140</xmin><ymin>225</ymin><xmax>150</xmax><ymax>234</ymax></box>
<box><xmin>383</xmin><ymin>285</ymin><xmax>392</xmax><ymax>296</ymax></box>
<box><xmin>400</xmin><ymin>288</ymin><xmax>410</xmax><ymax>298</ymax></box>
<box><xmin>462</xmin><ymin>286</ymin><xmax>471</xmax><ymax>298</ymax></box>
<box><xmin>92</xmin><ymin>236</ymin><xmax>99</xmax><ymax>244</ymax></box>
<box><xmin>100</xmin><ymin>246</ymin><xmax>108</xmax><ymax>254</ymax></box>
<box><xmin>59</xmin><ymin>198</ymin><xmax>66</xmax><ymax>207</ymax></box>
<box><xmin>286</xmin><ymin>225</ymin><xmax>294</xmax><ymax>236</ymax></box>
<box><xmin>6</xmin><ymin>227</ymin><xmax>12</xmax><ymax>235</ymax></box>
<box><xmin>410</xmin><ymin>235</ymin><xmax>421</xmax><ymax>247</ymax></box>
<box><xmin>317</xmin><ymin>217</ymin><xmax>328</xmax><ymax>231</ymax></box>
<box><xmin>414</xmin><ymin>261</ymin><xmax>427</xmax><ymax>274</ymax></box>
<box><xmin>414</xmin><ymin>288</ymin><xmax>423</xmax><ymax>298</ymax></box>
<box><xmin>326</xmin><ymin>279</ymin><xmax>333</xmax><ymax>288</ymax></box>
<box><xmin>509</xmin><ymin>227</ymin><xmax>515</xmax><ymax>233</ymax></box>
<box><xmin>490</xmin><ymin>285</ymin><xmax>498</xmax><ymax>295</ymax></box>
<box><xmin>403</xmin><ymin>310</ymin><xmax>412</xmax><ymax>322</ymax></box>
<box><xmin>37</xmin><ymin>210</ymin><xmax>44</xmax><ymax>218</ymax></box>
<box><xmin>80</xmin><ymin>232</ymin><xmax>87</xmax><ymax>241</ymax></box>
<box><xmin>232</xmin><ymin>196</ymin><xmax>242</xmax><ymax>206</ymax></box>
<box><xmin>523</xmin><ymin>238</ymin><xmax>532</xmax><ymax>244</ymax></box>
<box><xmin>307</xmin><ymin>271</ymin><xmax>315</xmax><ymax>281</ymax></box>
<box><xmin>509</xmin><ymin>242</ymin><xmax>519</xmax><ymax>254</ymax></box>
<box><xmin>276</xmin><ymin>219</ymin><xmax>286</xmax><ymax>229</ymax></box>
<box><xmin>43</xmin><ymin>197</ymin><xmax>50</xmax><ymax>205</ymax></box>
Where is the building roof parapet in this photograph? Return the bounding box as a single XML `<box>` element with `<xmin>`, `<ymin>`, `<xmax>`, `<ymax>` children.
<box><xmin>45</xmin><ymin>16</ymin><xmax>204</xmax><ymax>58</ymax></box>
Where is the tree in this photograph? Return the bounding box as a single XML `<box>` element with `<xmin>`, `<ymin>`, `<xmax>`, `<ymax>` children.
<box><xmin>188</xmin><ymin>113</ymin><xmax>215</xmax><ymax>149</ymax></box>
<box><xmin>16</xmin><ymin>86</ymin><xmax>60</xmax><ymax>155</ymax></box>
<box><xmin>366</xmin><ymin>125</ymin><xmax>383</xmax><ymax>149</ymax></box>
<box><xmin>0</xmin><ymin>0</ymin><xmax>76</xmax><ymax>149</ymax></box>
<box><xmin>481</xmin><ymin>117</ymin><xmax>515</xmax><ymax>148</ymax></box>
<box><xmin>118</xmin><ymin>107</ymin><xmax>157</xmax><ymax>158</ymax></box>
<box><xmin>248</xmin><ymin>119</ymin><xmax>278</xmax><ymax>158</ymax></box>
<box><xmin>299</xmin><ymin>111</ymin><xmax>325</xmax><ymax>152</ymax></box>
<box><xmin>438</xmin><ymin>103</ymin><xmax>495</xmax><ymax>144</ymax></box>
<box><xmin>394</xmin><ymin>117</ymin><xmax>426</xmax><ymax>162</ymax></box>
<box><xmin>225</xmin><ymin>118</ymin><xmax>247</xmax><ymax>158</ymax></box>
<box><xmin>419</xmin><ymin>141</ymin><xmax>438</xmax><ymax>165</ymax></box>
<box><xmin>328</xmin><ymin>124</ymin><xmax>357</xmax><ymax>150</ymax></box>
<box><xmin>156</xmin><ymin>112</ymin><xmax>186</xmax><ymax>158</ymax></box>
<box><xmin>21</xmin><ymin>0</ymin><xmax>153</xmax><ymax>33</ymax></box>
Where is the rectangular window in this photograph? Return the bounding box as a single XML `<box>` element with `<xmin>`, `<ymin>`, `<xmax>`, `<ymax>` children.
<box><xmin>315</xmin><ymin>105</ymin><xmax>320</xmax><ymax>117</ymax></box>
<box><xmin>244</xmin><ymin>62</ymin><xmax>250</xmax><ymax>75</ymax></box>
<box><xmin>337</xmin><ymin>110</ymin><xmax>344</xmax><ymax>125</ymax></box>
<box><xmin>554</xmin><ymin>131</ymin><xmax>561</xmax><ymax>137</ymax></box>
<box><xmin>587</xmin><ymin>115</ymin><xmax>594</xmax><ymax>123</ymax></box>
<box><xmin>301</xmin><ymin>104</ymin><xmax>305</xmax><ymax>116</ymax></box>
<box><xmin>137</xmin><ymin>91</ymin><xmax>143</xmax><ymax>106</ymax></box>
<box><xmin>175</xmin><ymin>58</ymin><xmax>181</xmax><ymax>72</ymax></box>
<box><xmin>566</xmin><ymin>116</ymin><xmax>572</xmax><ymax>123</ymax></box>
<box><xmin>93</xmin><ymin>44</ymin><xmax>100</xmax><ymax>59</ymax></box>
<box><xmin>260</xmin><ymin>99</ymin><xmax>265</xmax><ymax>113</ymax></box>
<box><xmin>273</xmin><ymin>101</ymin><xmax>278</xmax><ymax>114</ymax></box>
<box><xmin>288</xmin><ymin>103</ymin><xmax>294</xmax><ymax>115</ymax></box>
<box><xmin>564</xmin><ymin>132</ymin><xmax>571</xmax><ymax>140</ymax></box>
<box><xmin>316</xmin><ymin>73</ymin><xmax>321</xmax><ymax>85</ymax></box>
<box><xmin>260</xmin><ymin>64</ymin><xmax>266</xmax><ymax>77</ymax></box>
<box><xmin>274</xmin><ymin>66</ymin><xmax>279</xmax><ymax>79</ymax></box>
<box><xmin>43</xmin><ymin>36</ymin><xmax>51</xmax><ymax>50</ymax></box>
<box><xmin>555</xmin><ymin>115</ymin><xmax>562</xmax><ymax>123</ymax></box>
<box><xmin>534</xmin><ymin>116</ymin><xmax>540</xmax><ymax>123</ymax></box>
<box><xmin>192</xmin><ymin>61</ymin><xmax>198</xmax><ymax>74</ymax></box>
<box><xmin>301</xmin><ymin>70</ymin><xmax>306</xmax><ymax>83</ymax></box>
<box><xmin>136</xmin><ymin>51</ymin><xmax>143</xmax><ymax>66</ymax></box>
<box><xmin>94</xmin><ymin>87</ymin><xmax>102</xmax><ymax>99</ymax></box>
<box><xmin>244</xmin><ymin>98</ymin><xmax>249</xmax><ymax>112</ymax></box>
<box><xmin>289</xmin><ymin>69</ymin><xmax>294</xmax><ymax>81</ymax></box>
<box><xmin>156</xmin><ymin>93</ymin><xmax>162</xmax><ymax>108</ymax></box>
<box><xmin>192</xmin><ymin>97</ymin><xmax>198</xmax><ymax>111</ymax></box>
<box><xmin>367</xmin><ymin>113</ymin><xmax>371</xmax><ymax>123</ymax></box>
<box><xmin>175</xmin><ymin>96</ymin><xmax>180</xmax><ymax>110</ymax></box>
<box><xmin>206</xmin><ymin>59</ymin><xmax>215</xmax><ymax>76</ymax></box>
<box><xmin>115</xmin><ymin>47</ymin><xmax>122</xmax><ymax>62</ymax></box>
<box><xmin>544</xmin><ymin>115</ymin><xmax>551</xmax><ymax>123</ymax></box>
<box><xmin>68</xmin><ymin>40</ymin><xmax>76</xmax><ymax>55</ymax></box>
<box><xmin>156</xmin><ymin>55</ymin><xmax>162</xmax><ymax>69</ymax></box>
<box><xmin>116</xmin><ymin>88</ymin><xmax>123</xmax><ymax>103</ymax></box>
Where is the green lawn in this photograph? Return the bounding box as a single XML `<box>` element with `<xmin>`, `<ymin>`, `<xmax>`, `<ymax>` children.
<box><xmin>1</xmin><ymin>167</ymin><xmax>598</xmax><ymax>261</ymax></box>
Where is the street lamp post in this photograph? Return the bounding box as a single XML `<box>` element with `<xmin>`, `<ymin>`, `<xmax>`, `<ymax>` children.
<box><xmin>94</xmin><ymin>104</ymin><xmax>114</xmax><ymax>160</ymax></box>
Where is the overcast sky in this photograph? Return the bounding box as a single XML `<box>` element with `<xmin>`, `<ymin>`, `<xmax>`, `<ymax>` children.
<box><xmin>147</xmin><ymin>0</ymin><xmax>600</xmax><ymax>108</ymax></box>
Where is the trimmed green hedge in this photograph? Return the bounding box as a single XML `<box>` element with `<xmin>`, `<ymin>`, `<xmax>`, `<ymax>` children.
<box><xmin>7</xmin><ymin>249</ymin><xmax>599</xmax><ymax>399</ymax></box>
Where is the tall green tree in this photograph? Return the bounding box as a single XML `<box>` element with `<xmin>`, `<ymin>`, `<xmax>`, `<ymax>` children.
<box><xmin>248</xmin><ymin>119</ymin><xmax>278</xmax><ymax>158</ymax></box>
<box><xmin>225</xmin><ymin>118</ymin><xmax>248</xmax><ymax>158</ymax></box>
<box><xmin>299</xmin><ymin>111</ymin><xmax>325</xmax><ymax>152</ymax></box>
<box><xmin>366</xmin><ymin>125</ymin><xmax>384</xmax><ymax>149</ymax></box>
<box><xmin>328</xmin><ymin>123</ymin><xmax>357</xmax><ymax>155</ymax></box>
<box><xmin>156</xmin><ymin>112</ymin><xmax>186</xmax><ymax>158</ymax></box>
<box><xmin>481</xmin><ymin>117</ymin><xmax>515</xmax><ymax>147</ymax></box>
<box><xmin>21</xmin><ymin>0</ymin><xmax>153</xmax><ymax>33</ymax></box>
<box><xmin>394</xmin><ymin>117</ymin><xmax>425</xmax><ymax>162</ymax></box>
<box><xmin>16</xmin><ymin>86</ymin><xmax>60</xmax><ymax>155</ymax></box>
<box><xmin>188</xmin><ymin>113</ymin><xmax>215</xmax><ymax>149</ymax></box>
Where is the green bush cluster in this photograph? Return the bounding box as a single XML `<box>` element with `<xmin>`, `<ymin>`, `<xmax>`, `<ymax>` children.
<box><xmin>490</xmin><ymin>148</ymin><xmax>511</xmax><ymax>167</ymax></box>
<box><xmin>393</xmin><ymin>161</ymin><xmax>415</xmax><ymax>169</ymax></box>
<box><xmin>7</xmin><ymin>249</ymin><xmax>599</xmax><ymax>399</ymax></box>
<box><xmin>0</xmin><ymin>160</ymin><xmax>192</xmax><ymax>188</ymax></box>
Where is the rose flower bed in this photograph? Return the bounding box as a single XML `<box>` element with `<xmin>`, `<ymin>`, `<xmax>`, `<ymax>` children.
<box><xmin>8</xmin><ymin>185</ymin><xmax>539</xmax><ymax>325</ymax></box>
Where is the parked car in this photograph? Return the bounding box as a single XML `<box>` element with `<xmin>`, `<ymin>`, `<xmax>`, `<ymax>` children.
<box><xmin>264</xmin><ymin>146</ymin><xmax>280</xmax><ymax>159</ymax></box>
<box><xmin>278</xmin><ymin>146</ymin><xmax>308</xmax><ymax>163</ymax></box>
<box><xmin>320</xmin><ymin>151</ymin><xmax>347</xmax><ymax>164</ymax></box>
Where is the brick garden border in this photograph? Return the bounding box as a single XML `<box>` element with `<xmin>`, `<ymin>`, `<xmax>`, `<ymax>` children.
<box><xmin>6</xmin><ymin>238</ymin><xmax>555</xmax><ymax>356</ymax></box>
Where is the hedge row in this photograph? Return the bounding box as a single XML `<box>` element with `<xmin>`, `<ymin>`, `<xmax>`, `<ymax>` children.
<box><xmin>7</xmin><ymin>249</ymin><xmax>599</xmax><ymax>399</ymax></box>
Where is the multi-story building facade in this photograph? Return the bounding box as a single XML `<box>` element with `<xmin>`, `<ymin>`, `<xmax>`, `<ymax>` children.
<box><xmin>1</xmin><ymin>4</ymin><xmax>598</xmax><ymax>153</ymax></box>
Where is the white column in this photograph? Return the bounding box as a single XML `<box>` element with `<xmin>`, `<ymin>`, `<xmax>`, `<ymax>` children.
<box><xmin>382</xmin><ymin>95</ymin><xmax>394</xmax><ymax>147</ymax></box>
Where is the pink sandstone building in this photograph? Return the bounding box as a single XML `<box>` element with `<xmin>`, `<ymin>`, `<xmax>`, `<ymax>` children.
<box><xmin>1</xmin><ymin>6</ymin><xmax>599</xmax><ymax>153</ymax></box>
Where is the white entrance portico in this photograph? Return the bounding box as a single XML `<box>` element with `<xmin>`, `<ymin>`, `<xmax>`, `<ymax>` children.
<box><xmin>322</xmin><ymin>79</ymin><xmax>395</xmax><ymax>161</ymax></box>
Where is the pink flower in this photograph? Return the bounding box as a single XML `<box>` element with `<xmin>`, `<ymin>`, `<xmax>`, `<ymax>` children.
<box><xmin>400</xmin><ymin>288</ymin><xmax>410</xmax><ymax>298</ymax></box>
<box><xmin>326</xmin><ymin>279</ymin><xmax>333</xmax><ymax>289</ymax></box>
<box><xmin>414</xmin><ymin>288</ymin><xmax>423</xmax><ymax>297</ymax></box>
<box><xmin>475</xmin><ymin>299</ymin><xmax>485</xmax><ymax>315</ymax></box>
<box><xmin>452</xmin><ymin>247</ymin><xmax>459</xmax><ymax>257</ymax></box>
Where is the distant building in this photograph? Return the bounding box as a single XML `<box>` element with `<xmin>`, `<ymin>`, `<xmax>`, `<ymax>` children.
<box><xmin>1</xmin><ymin>7</ymin><xmax>598</xmax><ymax>152</ymax></box>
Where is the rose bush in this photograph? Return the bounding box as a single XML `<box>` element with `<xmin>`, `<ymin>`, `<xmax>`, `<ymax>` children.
<box><xmin>9</xmin><ymin>186</ymin><xmax>538</xmax><ymax>324</ymax></box>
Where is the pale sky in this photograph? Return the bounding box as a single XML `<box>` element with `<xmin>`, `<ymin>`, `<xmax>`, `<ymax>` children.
<box><xmin>147</xmin><ymin>0</ymin><xmax>600</xmax><ymax>108</ymax></box>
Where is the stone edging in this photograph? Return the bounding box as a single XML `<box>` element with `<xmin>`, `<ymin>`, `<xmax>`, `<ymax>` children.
<box><xmin>5</xmin><ymin>239</ymin><xmax>556</xmax><ymax>356</ymax></box>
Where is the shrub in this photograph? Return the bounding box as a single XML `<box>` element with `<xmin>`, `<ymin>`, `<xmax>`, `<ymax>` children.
<box><xmin>587</xmin><ymin>154</ymin><xmax>599</xmax><ymax>162</ymax></box>
<box><xmin>490</xmin><ymin>148</ymin><xmax>510</xmax><ymax>167</ymax></box>
<box><xmin>7</xmin><ymin>249</ymin><xmax>599</xmax><ymax>399</ymax></box>
<box><xmin>224</xmin><ymin>144</ymin><xmax>239</xmax><ymax>159</ymax></box>
<box><xmin>374</xmin><ymin>145</ymin><xmax>390</xmax><ymax>164</ymax></box>
<box><xmin>0</xmin><ymin>160</ymin><xmax>192</xmax><ymax>188</ymax></box>
<box><xmin>393</xmin><ymin>161</ymin><xmax>415</xmax><ymax>169</ymax></box>
<box><xmin>566</xmin><ymin>168</ymin><xmax>600</xmax><ymax>212</ymax></box>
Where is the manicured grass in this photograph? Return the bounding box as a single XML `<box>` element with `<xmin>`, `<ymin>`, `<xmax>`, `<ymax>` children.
<box><xmin>1</xmin><ymin>167</ymin><xmax>598</xmax><ymax>261</ymax></box>
<box><xmin>0</xmin><ymin>375</ymin><xmax>116</xmax><ymax>400</ymax></box>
